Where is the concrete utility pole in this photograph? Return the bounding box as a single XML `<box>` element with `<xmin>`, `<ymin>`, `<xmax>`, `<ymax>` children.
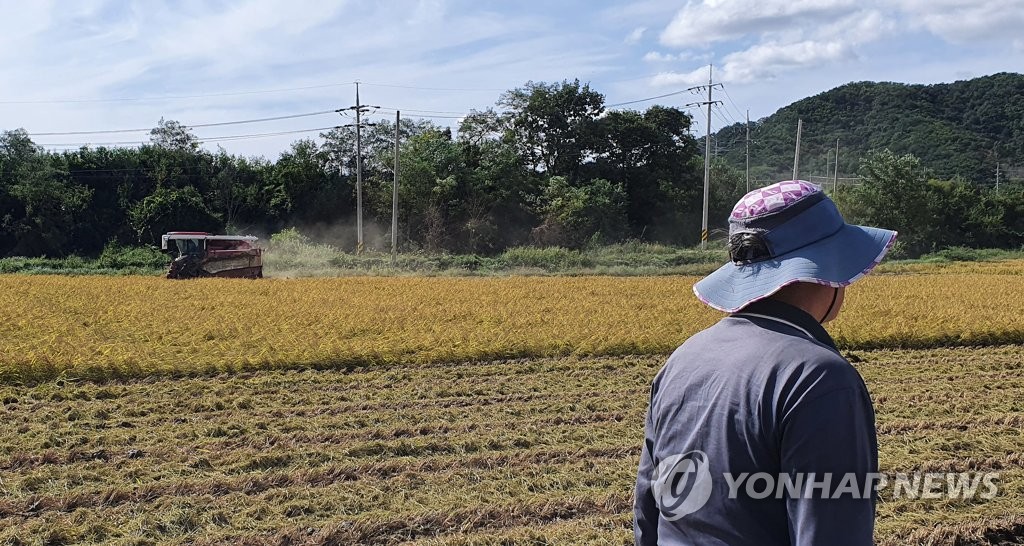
<box><xmin>392</xmin><ymin>110</ymin><xmax>400</xmax><ymax>265</ymax></box>
<box><xmin>354</xmin><ymin>83</ymin><xmax>364</xmax><ymax>254</ymax></box>
<box><xmin>338</xmin><ymin>82</ymin><xmax>379</xmax><ymax>254</ymax></box>
<box><xmin>792</xmin><ymin>118</ymin><xmax>803</xmax><ymax>181</ymax></box>
<box><xmin>686</xmin><ymin>64</ymin><xmax>723</xmax><ymax>249</ymax></box>
<box><xmin>833</xmin><ymin>138</ymin><xmax>840</xmax><ymax>193</ymax></box>
<box><xmin>745</xmin><ymin>109</ymin><xmax>751</xmax><ymax>193</ymax></box>
<box><xmin>825</xmin><ymin>149</ymin><xmax>832</xmax><ymax>190</ymax></box>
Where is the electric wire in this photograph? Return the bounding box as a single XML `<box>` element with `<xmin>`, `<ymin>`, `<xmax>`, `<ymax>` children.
<box><xmin>27</xmin><ymin>109</ymin><xmax>340</xmax><ymax>137</ymax></box>
<box><xmin>606</xmin><ymin>90</ymin><xmax>687</xmax><ymax>108</ymax></box>
<box><xmin>37</xmin><ymin>125</ymin><xmax>342</xmax><ymax>147</ymax></box>
<box><xmin>22</xmin><ymin>81</ymin><xmax>712</xmax><ymax>148</ymax></box>
<box><xmin>24</xmin><ymin>90</ymin><xmax>707</xmax><ymax>147</ymax></box>
<box><xmin>0</xmin><ymin>84</ymin><xmax>360</xmax><ymax>105</ymax></box>
<box><xmin>720</xmin><ymin>87</ymin><xmax>747</xmax><ymax>125</ymax></box>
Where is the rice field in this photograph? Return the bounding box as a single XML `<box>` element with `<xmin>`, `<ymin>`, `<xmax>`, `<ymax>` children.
<box><xmin>1</xmin><ymin>346</ymin><xmax>1023</xmax><ymax>545</ymax></box>
<box><xmin>2</xmin><ymin>264</ymin><xmax>1024</xmax><ymax>544</ymax></box>
<box><xmin>3</xmin><ymin>268</ymin><xmax>1024</xmax><ymax>383</ymax></box>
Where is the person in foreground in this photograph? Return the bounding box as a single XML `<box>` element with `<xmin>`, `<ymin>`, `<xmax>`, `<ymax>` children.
<box><xmin>634</xmin><ymin>181</ymin><xmax>897</xmax><ymax>546</ymax></box>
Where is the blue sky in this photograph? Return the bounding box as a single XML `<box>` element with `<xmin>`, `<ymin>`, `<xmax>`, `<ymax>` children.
<box><xmin>1</xmin><ymin>0</ymin><xmax>1022</xmax><ymax>159</ymax></box>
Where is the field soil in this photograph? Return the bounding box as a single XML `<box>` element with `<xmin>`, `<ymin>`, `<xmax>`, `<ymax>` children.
<box><xmin>2</xmin><ymin>346</ymin><xmax>1023</xmax><ymax>545</ymax></box>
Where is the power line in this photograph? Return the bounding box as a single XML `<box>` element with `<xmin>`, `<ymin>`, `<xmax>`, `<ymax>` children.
<box><xmin>375</xmin><ymin>108</ymin><xmax>467</xmax><ymax>119</ymax></box>
<box><xmin>0</xmin><ymin>83</ymin><xmax>360</xmax><ymax>105</ymax></box>
<box><xmin>360</xmin><ymin>82</ymin><xmax>505</xmax><ymax>92</ymax></box>
<box><xmin>37</xmin><ymin>125</ymin><xmax>342</xmax><ymax>147</ymax></box>
<box><xmin>713</xmin><ymin>100</ymin><xmax>741</xmax><ymax>126</ymax></box>
<box><xmin>19</xmin><ymin>86</ymin><xmax>714</xmax><ymax>149</ymax></box>
<box><xmin>26</xmin><ymin>109</ymin><xmax>340</xmax><ymax>137</ymax></box>
<box><xmin>606</xmin><ymin>90</ymin><xmax>687</xmax><ymax>108</ymax></box>
<box><xmin>377</xmin><ymin>90</ymin><xmax>700</xmax><ymax>118</ymax></box>
<box><xmin>378</xmin><ymin>106</ymin><xmax>469</xmax><ymax>115</ymax></box>
<box><xmin>720</xmin><ymin>87</ymin><xmax>746</xmax><ymax>125</ymax></box>
<box><xmin>711</xmin><ymin>104</ymin><xmax>735</xmax><ymax>128</ymax></box>
<box><xmin>17</xmin><ymin>87</ymin><xmax>706</xmax><ymax>140</ymax></box>
<box><xmin>362</xmin><ymin>72</ymin><xmax>689</xmax><ymax>92</ymax></box>
<box><xmin>204</xmin><ymin>126</ymin><xmax>342</xmax><ymax>142</ymax></box>
<box><xmin>0</xmin><ymin>71</ymin><xmax>712</xmax><ymax>106</ymax></box>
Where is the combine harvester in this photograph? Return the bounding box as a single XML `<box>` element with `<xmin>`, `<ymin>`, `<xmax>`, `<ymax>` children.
<box><xmin>161</xmin><ymin>232</ymin><xmax>263</xmax><ymax>279</ymax></box>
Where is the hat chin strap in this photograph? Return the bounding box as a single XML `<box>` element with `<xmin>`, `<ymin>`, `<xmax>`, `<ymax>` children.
<box><xmin>820</xmin><ymin>287</ymin><xmax>839</xmax><ymax>324</ymax></box>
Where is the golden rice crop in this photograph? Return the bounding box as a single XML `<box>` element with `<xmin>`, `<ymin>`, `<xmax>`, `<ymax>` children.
<box><xmin>2</xmin><ymin>268</ymin><xmax>1023</xmax><ymax>383</ymax></box>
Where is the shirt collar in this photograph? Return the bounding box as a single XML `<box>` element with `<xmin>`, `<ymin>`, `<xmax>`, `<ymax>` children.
<box><xmin>730</xmin><ymin>298</ymin><xmax>837</xmax><ymax>349</ymax></box>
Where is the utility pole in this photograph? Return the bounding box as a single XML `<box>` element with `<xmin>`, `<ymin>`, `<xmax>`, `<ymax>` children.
<box><xmin>825</xmin><ymin>149</ymin><xmax>832</xmax><ymax>191</ymax></box>
<box><xmin>686</xmin><ymin>64</ymin><xmax>722</xmax><ymax>249</ymax></box>
<box><xmin>745</xmin><ymin>109</ymin><xmax>751</xmax><ymax>193</ymax></box>
<box><xmin>337</xmin><ymin>82</ymin><xmax>379</xmax><ymax>254</ymax></box>
<box><xmin>833</xmin><ymin>138</ymin><xmax>840</xmax><ymax>193</ymax></box>
<box><xmin>354</xmin><ymin>84</ymin><xmax>366</xmax><ymax>254</ymax></box>
<box><xmin>392</xmin><ymin>110</ymin><xmax>400</xmax><ymax>265</ymax></box>
<box><xmin>996</xmin><ymin>162</ymin><xmax>1001</xmax><ymax>193</ymax></box>
<box><xmin>792</xmin><ymin>118</ymin><xmax>803</xmax><ymax>181</ymax></box>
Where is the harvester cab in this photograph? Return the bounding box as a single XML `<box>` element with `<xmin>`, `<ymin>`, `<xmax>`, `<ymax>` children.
<box><xmin>161</xmin><ymin>232</ymin><xmax>263</xmax><ymax>279</ymax></box>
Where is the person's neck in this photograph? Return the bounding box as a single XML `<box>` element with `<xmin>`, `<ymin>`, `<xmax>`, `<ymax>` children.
<box><xmin>768</xmin><ymin>292</ymin><xmax>828</xmax><ymax>323</ymax></box>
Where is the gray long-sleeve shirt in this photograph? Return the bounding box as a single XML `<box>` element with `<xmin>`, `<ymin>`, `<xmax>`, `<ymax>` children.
<box><xmin>634</xmin><ymin>299</ymin><xmax>877</xmax><ymax>546</ymax></box>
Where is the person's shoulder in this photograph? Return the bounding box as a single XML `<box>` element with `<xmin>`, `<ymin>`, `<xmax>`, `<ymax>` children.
<box><xmin>781</xmin><ymin>337</ymin><xmax>853</xmax><ymax>374</ymax></box>
<box><xmin>654</xmin><ymin>322</ymin><xmax>730</xmax><ymax>388</ymax></box>
<box><xmin>774</xmin><ymin>341</ymin><xmax>867</xmax><ymax>412</ymax></box>
<box><xmin>664</xmin><ymin>320</ymin><xmax>722</xmax><ymax>359</ymax></box>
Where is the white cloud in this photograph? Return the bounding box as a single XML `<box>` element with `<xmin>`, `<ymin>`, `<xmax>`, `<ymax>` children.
<box><xmin>643</xmin><ymin>51</ymin><xmax>680</xmax><ymax>62</ymax></box>
<box><xmin>649</xmin><ymin>66</ymin><xmax>712</xmax><ymax>87</ymax></box>
<box><xmin>642</xmin><ymin>50</ymin><xmax>715</xmax><ymax>65</ymax></box>
<box><xmin>0</xmin><ymin>0</ymin><xmax>633</xmax><ymax>158</ymax></box>
<box><xmin>625</xmin><ymin>26</ymin><xmax>647</xmax><ymax>44</ymax></box>
<box><xmin>598</xmin><ymin>1</ymin><xmax>686</xmax><ymax>25</ymax></box>
<box><xmin>719</xmin><ymin>39</ymin><xmax>853</xmax><ymax>82</ymax></box>
<box><xmin>895</xmin><ymin>0</ymin><xmax>1024</xmax><ymax>43</ymax></box>
<box><xmin>650</xmin><ymin>39</ymin><xmax>852</xmax><ymax>87</ymax></box>
<box><xmin>649</xmin><ymin>0</ymin><xmax>1024</xmax><ymax>88</ymax></box>
<box><xmin>660</xmin><ymin>0</ymin><xmax>860</xmax><ymax>48</ymax></box>
<box><xmin>816</xmin><ymin>9</ymin><xmax>894</xmax><ymax>45</ymax></box>
<box><xmin>1</xmin><ymin>0</ymin><xmax>1022</xmax><ymax>159</ymax></box>
<box><xmin>147</xmin><ymin>0</ymin><xmax>347</xmax><ymax>65</ymax></box>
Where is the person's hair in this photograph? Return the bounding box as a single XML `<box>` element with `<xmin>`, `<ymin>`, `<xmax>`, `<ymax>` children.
<box><xmin>728</xmin><ymin>231</ymin><xmax>772</xmax><ymax>263</ymax></box>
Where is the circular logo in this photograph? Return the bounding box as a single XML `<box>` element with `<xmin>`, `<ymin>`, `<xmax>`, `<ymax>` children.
<box><xmin>651</xmin><ymin>450</ymin><xmax>713</xmax><ymax>520</ymax></box>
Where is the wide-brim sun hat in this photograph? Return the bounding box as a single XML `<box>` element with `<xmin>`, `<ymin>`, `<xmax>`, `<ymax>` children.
<box><xmin>694</xmin><ymin>180</ymin><xmax>897</xmax><ymax>313</ymax></box>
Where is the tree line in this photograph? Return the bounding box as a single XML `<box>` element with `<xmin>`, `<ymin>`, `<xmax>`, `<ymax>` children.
<box><xmin>0</xmin><ymin>79</ymin><xmax>1021</xmax><ymax>260</ymax></box>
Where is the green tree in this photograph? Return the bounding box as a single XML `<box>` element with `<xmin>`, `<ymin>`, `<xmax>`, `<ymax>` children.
<box><xmin>129</xmin><ymin>185</ymin><xmax>221</xmax><ymax>244</ymax></box>
<box><xmin>150</xmin><ymin>118</ymin><xmax>200</xmax><ymax>151</ymax></box>
<box><xmin>588</xmin><ymin>106</ymin><xmax>703</xmax><ymax>243</ymax></box>
<box><xmin>851</xmin><ymin>150</ymin><xmax>936</xmax><ymax>256</ymax></box>
<box><xmin>532</xmin><ymin>176</ymin><xmax>628</xmax><ymax>248</ymax></box>
<box><xmin>270</xmin><ymin>139</ymin><xmax>350</xmax><ymax>228</ymax></box>
<box><xmin>497</xmin><ymin>80</ymin><xmax>605</xmax><ymax>178</ymax></box>
<box><xmin>387</xmin><ymin>129</ymin><xmax>465</xmax><ymax>250</ymax></box>
<box><xmin>0</xmin><ymin>130</ymin><xmax>93</xmax><ymax>256</ymax></box>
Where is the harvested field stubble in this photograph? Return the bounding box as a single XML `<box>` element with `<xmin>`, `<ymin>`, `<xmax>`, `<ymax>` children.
<box><xmin>2</xmin><ymin>271</ymin><xmax>1024</xmax><ymax>383</ymax></box>
<box><xmin>0</xmin><ymin>347</ymin><xmax>1023</xmax><ymax>544</ymax></box>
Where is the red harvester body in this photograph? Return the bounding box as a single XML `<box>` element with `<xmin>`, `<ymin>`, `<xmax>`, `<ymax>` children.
<box><xmin>161</xmin><ymin>232</ymin><xmax>263</xmax><ymax>279</ymax></box>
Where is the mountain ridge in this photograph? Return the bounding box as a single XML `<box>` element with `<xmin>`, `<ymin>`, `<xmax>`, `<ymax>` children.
<box><xmin>712</xmin><ymin>72</ymin><xmax>1024</xmax><ymax>184</ymax></box>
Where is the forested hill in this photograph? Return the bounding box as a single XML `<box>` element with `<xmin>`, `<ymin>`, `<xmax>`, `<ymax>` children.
<box><xmin>714</xmin><ymin>72</ymin><xmax>1024</xmax><ymax>184</ymax></box>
